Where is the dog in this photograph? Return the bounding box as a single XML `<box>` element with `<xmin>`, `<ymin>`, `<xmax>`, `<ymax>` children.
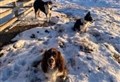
<box><xmin>38</xmin><ymin>48</ymin><xmax>68</xmax><ymax>82</ymax></box>
<box><xmin>33</xmin><ymin>0</ymin><xmax>52</xmax><ymax>21</ymax></box>
<box><xmin>73</xmin><ymin>11</ymin><xmax>93</xmax><ymax>33</ymax></box>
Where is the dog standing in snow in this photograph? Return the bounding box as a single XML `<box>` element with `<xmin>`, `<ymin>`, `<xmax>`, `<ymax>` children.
<box><xmin>33</xmin><ymin>0</ymin><xmax>52</xmax><ymax>21</ymax></box>
<box><xmin>73</xmin><ymin>12</ymin><xmax>93</xmax><ymax>33</ymax></box>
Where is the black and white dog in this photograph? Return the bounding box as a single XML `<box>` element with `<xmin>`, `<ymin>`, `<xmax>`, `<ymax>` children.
<box><xmin>33</xmin><ymin>0</ymin><xmax>52</xmax><ymax>21</ymax></box>
<box><xmin>73</xmin><ymin>12</ymin><xmax>93</xmax><ymax>33</ymax></box>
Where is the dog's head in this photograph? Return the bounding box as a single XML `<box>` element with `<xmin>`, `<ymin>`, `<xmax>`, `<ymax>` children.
<box><xmin>41</xmin><ymin>48</ymin><xmax>65</xmax><ymax>73</ymax></box>
<box><xmin>84</xmin><ymin>12</ymin><xmax>93</xmax><ymax>23</ymax></box>
<box><xmin>44</xmin><ymin>1</ymin><xmax>53</xmax><ymax>9</ymax></box>
<box><xmin>47</xmin><ymin>1</ymin><xmax>52</xmax><ymax>5</ymax></box>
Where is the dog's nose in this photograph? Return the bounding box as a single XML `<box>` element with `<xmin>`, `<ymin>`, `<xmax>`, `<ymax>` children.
<box><xmin>49</xmin><ymin>58</ymin><xmax>54</xmax><ymax>63</ymax></box>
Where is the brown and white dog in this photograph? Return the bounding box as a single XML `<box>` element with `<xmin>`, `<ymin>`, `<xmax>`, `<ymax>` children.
<box><xmin>33</xmin><ymin>0</ymin><xmax>52</xmax><ymax>21</ymax></box>
<box><xmin>38</xmin><ymin>48</ymin><xmax>68</xmax><ymax>82</ymax></box>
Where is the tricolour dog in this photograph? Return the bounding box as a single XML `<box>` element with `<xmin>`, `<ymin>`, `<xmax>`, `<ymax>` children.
<box><xmin>73</xmin><ymin>12</ymin><xmax>93</xmax><ymax>33</ymax></box>
<box><xmin>33</xmin><ymin>0</ymin><xmax>52</xmax><ymax>21</ymax></box>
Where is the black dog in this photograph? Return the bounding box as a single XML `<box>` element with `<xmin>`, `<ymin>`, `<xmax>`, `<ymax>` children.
<box><xmin>73</xmin><ymin>12</ymin><xmax>93</xmax><ymax>33</ymax></box>
<box><xmin>33</xmin><ymin>0</ymin><xmax>52</xmax><ymax>21</ymax></box>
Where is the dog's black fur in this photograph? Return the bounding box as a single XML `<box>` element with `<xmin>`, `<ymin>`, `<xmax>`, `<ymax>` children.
<box><xmin>33</xmin><ymin>0</ymin><xmax>52</xmax><ymax>19</ymax></box>
<box><xmin>73</xmin><ymin>12</ymin><xmax>93</xmax><ymax>33</ymax></box>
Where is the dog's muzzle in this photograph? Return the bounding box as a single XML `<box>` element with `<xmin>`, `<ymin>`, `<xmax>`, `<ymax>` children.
<box><xmin>48</xmin><ymin>57</ymin><xmax>55</xmax><ymax>69</ymax></box>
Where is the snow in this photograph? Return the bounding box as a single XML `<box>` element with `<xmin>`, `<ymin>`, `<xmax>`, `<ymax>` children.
<box><xmin>0</xmin><ymin>0</ymin><xmax>120</xmax><ymax>82</ymax></box>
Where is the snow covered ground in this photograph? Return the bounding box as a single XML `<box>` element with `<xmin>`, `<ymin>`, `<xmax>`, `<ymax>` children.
<box><xmin>0</xmin><ymin>0</ymin><xmax>120</xmax><ymax>82</ymax></box>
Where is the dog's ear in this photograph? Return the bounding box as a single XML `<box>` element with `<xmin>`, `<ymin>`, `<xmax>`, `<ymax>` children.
<box><xmin>85</xmin><ymin>12</ymin><xmax>91</xmax><ymax>17</ymax></box>
<box><xmin>84</xmin><ymin>11</ymin><xmax>93</xmax><ymax>22</ymax></box>
<box><xmin>41</xmin><ymin>50</ymin><xmax>49</xmax><ymax>73</ymax></box>
<box><xmin>42</xmin><ymin>49</ymin><xmax>49</xmax><ymax>60</ymax></box>
<box><xmin>57</xmin><ymin>51</ymin><xmax>65</xmax><ymax>72</ymax></box>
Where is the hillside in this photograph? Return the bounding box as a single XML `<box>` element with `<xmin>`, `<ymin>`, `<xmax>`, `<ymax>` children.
<box><xmin>0</xmin><ymin>0</ymin><xmax>120</xmax><ymax>82</ymax></box>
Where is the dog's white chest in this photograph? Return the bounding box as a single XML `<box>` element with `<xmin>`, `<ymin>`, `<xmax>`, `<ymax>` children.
<box><xmin>81</xmin><ymin>21</ymin><xmax>91</xmax><ymax>32</ymax></box>
<box><xmin>84</xmin><ymin>22</ymin><xmax>91</xmax><ymax>28</ymax></box>
<box><xmin>45</xmin><ymin>70</ymin><xmax>58</xmax><ymax>82</ymax></box>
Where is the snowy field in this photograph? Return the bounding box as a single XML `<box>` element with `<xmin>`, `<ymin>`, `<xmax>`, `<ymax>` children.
<box><xmin>0</xmin><ymin>0</ymin><xmax>120</xmax><ymax>82</ymax></box>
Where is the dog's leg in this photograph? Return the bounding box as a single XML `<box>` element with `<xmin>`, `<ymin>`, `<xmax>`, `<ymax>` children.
<box><xmin>46</xmin><ymin>13</ymin><xmax>51</xmax><ymax>22</ymax></box>
<box><xmin>35</xmin><ymin>12</ymin><xmax>37</xmax><ymax>19</ymax></box>
<box><xmin>46</xmin><ymin>14</ymin><xmax>49</xmax><ymax>22</ymax></box>
<box><xmin>37</xmin><ymin>10</ymin><xmax>40</xmax><ymax>18</ymax></box>
<box><xmin>38</xmin><ymin>10</ymin><xmax>41</xmax><ymax>17</ymax></box>
<box><xmin>35</xmin><ymin>9</ymin><xmax>42</xmax><ymax>18</ymax></box>
<box><xmin>34</xmin><ymin>8</ymin><xmax>38</xmax><ymax>18</ymax></box>
<box><xmin>44</xmin><ymin>4</ymin><xmax>52</xmax><ymax>22</ymax></box>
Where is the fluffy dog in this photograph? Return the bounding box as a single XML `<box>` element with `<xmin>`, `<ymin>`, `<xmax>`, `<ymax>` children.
<box><xmin>73</xmin><ymin>12</ymin><xmax>93</xmax><ymax>33</ymax></box>
<box><xmin>38</xmin><ymin>48</ymin><xmax>68</xmax><ymax>82</ymax></box>
<box><xmin>33</xmin><ymin>0</ymin><xmax>52</xmax><ymax>21</ymax></box>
